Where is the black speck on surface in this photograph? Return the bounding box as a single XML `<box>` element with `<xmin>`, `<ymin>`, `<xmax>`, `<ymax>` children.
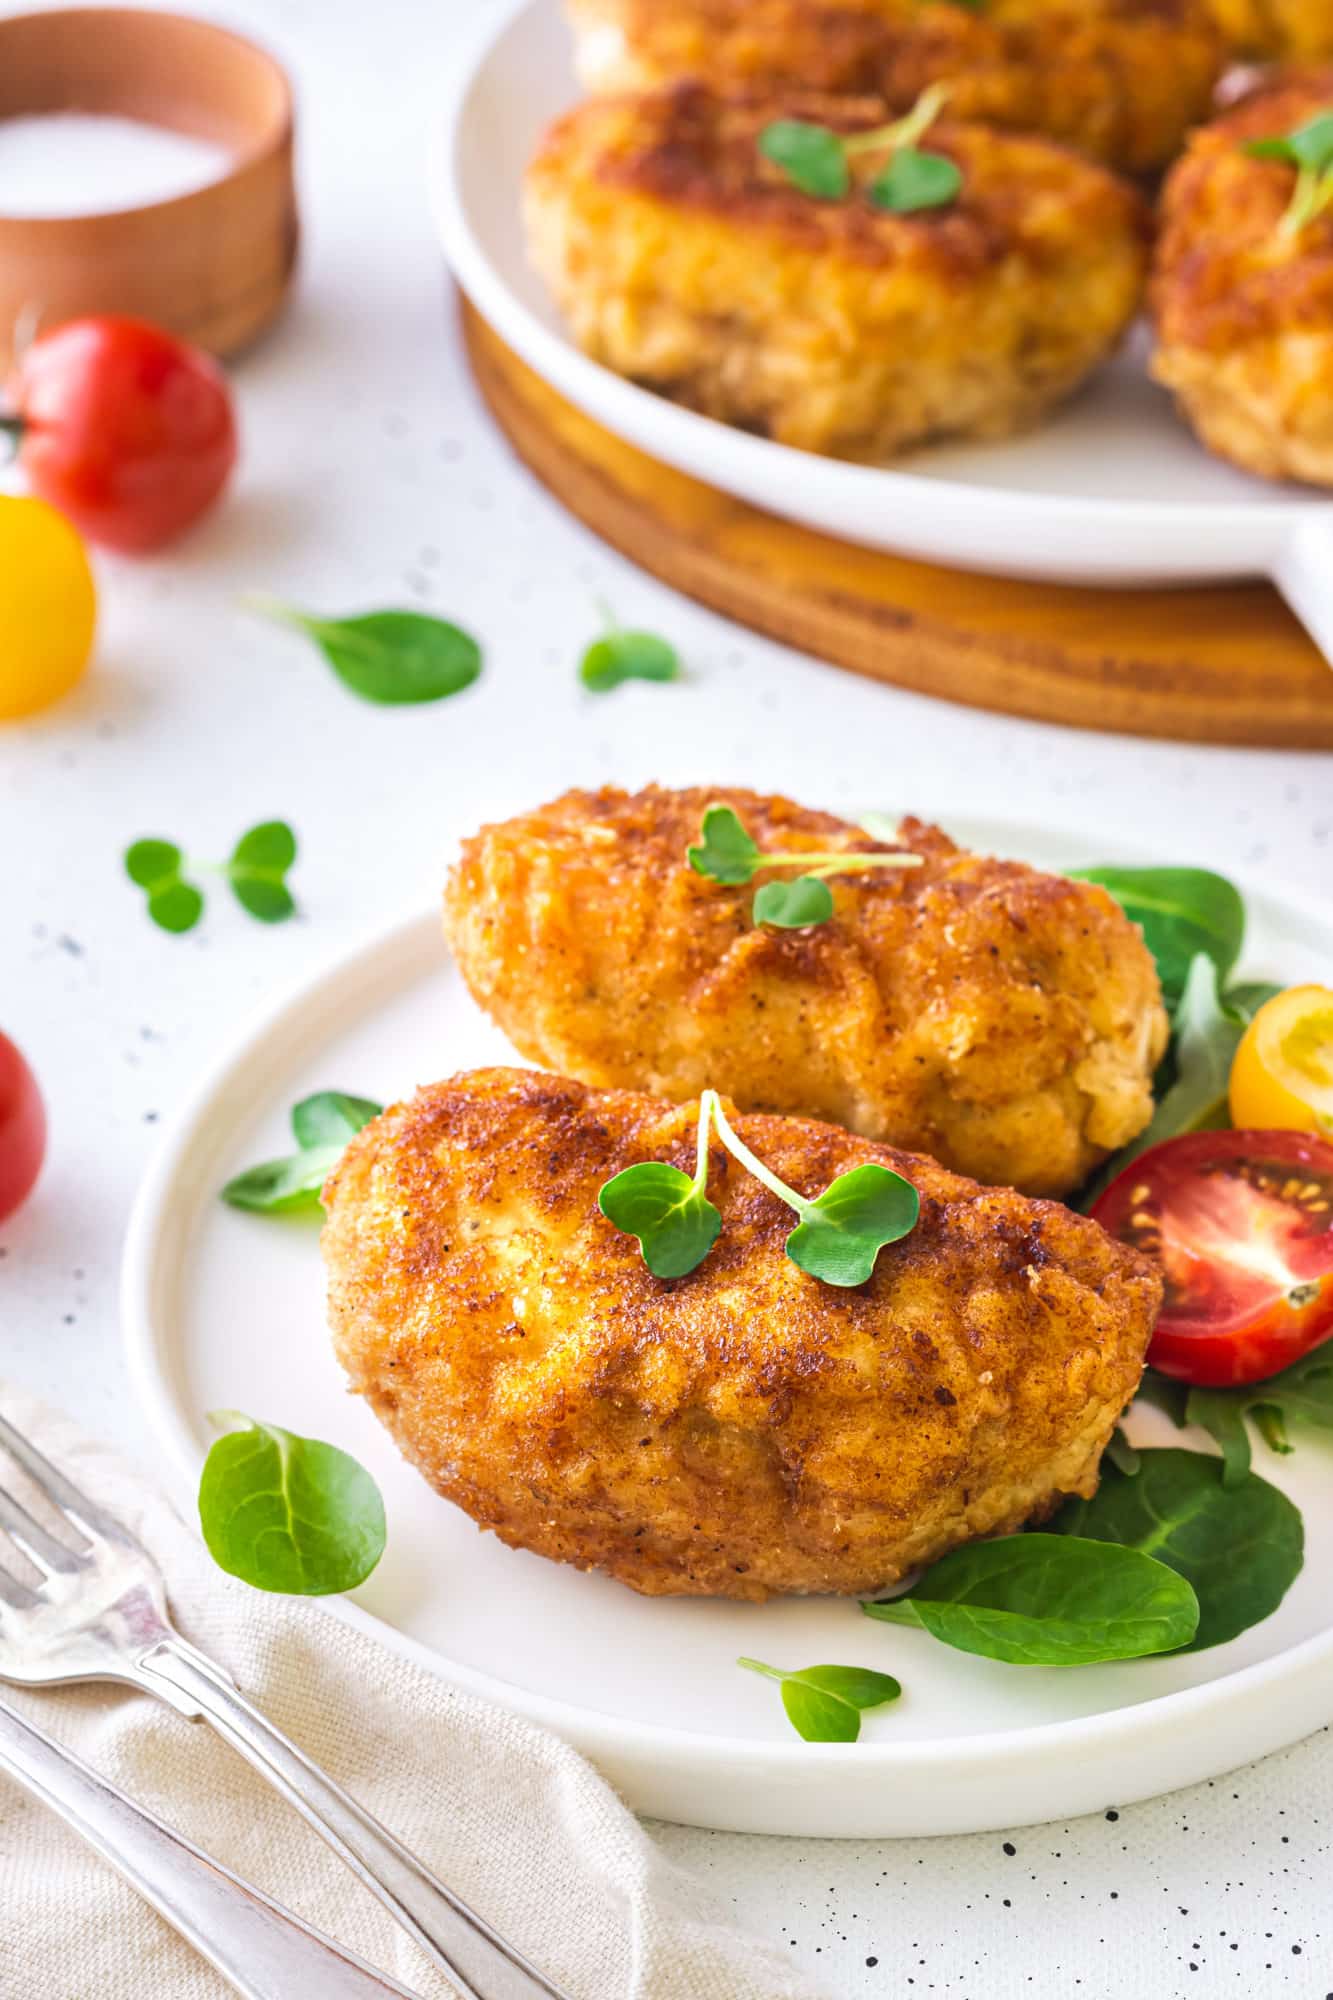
<box><xmin>1002</xmin><ymin>1843</ymin><xmax>1016</xmax><ymax>1857</ymax></box>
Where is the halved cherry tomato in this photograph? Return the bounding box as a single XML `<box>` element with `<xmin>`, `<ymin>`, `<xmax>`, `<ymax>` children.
<box><xmin>0</xmin><ymin>1031</ymin><xmax>46</xmax><ymax>1221</ymax></box>
<box><xmin>1093</xmin><ymin>1129</ymin><xmax>1333</xmax><ymax>1388</ymax></box>
<box><xmin>1230</xmin><ymin>984</ymin><xmax>1333</xmax><ymax>1136</ymax></box>
<box><xmin>5</xmin><ymin>317</ymin><xmax>237</xmax><ymax>554</ymax></box>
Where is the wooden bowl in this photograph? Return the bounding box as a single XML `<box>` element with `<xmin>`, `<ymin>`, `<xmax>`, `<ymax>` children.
<box><xmin>0</xmin><ymin>8</ymin><xmax>297</xmax><ymax>370</ymax></box>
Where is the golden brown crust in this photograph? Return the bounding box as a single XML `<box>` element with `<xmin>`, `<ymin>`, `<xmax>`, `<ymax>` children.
<box><xmin>567</xmin><ymin>0</ymin><xmax>1223</xmax><ymax>173</ymax></box>
<box><xmin>525</xmin><ymin>88</ymin><xmax>1150</xmax><ymax>460</ymax></box>
<box><xmin>442</xmin><ymin>786</ymin><xmax>1169</xmax><ymax>1198</ymax></box>
<box><xmin>323</xmin><ymin>1068</ymin><xmax>1161</xmax><ymax>1600</ymax></box>
<box><xmin>1151</xmin><ymin>74</ymin><xmax>1333</xmax><ymax>485</ymax></box>
<box><xmin>1207</xmin><ymin>0</ymin><xmax>1333</xmax><ymax>61</ymax></box>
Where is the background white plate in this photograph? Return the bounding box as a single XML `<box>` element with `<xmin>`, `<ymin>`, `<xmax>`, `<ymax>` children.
<box><xmin>432</xmin><ymin>0</ymin><xmax>1333</xmax><ymax>661</ymax></box>
<box><xmin>123</xmin><ymin>817</ymin><xmax>1333</xmax><ymax>1839</ymax></box>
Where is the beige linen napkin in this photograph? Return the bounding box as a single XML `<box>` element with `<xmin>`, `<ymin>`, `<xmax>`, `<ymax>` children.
<box><xmin>0</xmin><ymin>1384</ymin><xmax>828</xmax><ymax>2000</ymax></box>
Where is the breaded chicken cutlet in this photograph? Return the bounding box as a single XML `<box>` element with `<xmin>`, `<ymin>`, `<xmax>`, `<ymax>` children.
<box><xmin>567</xmin><ymin>0</ymin><xmax>1223</xmax><ymax>175</ymax></box>
<box><xmin>1207</xmin><ymin>1</ymin><xmax>1333</xmax><ymax>60</ymax></box>
<box><xmin>324</xmin><ymin>1069</ymin><xmax>1161</xmax><ymax>1600</ymax></box>
<box><xmin>443</xmin><ymin>787</ymin><xmax>1169</xmax><ymax>1201</ymax></box>
<box><xmin>1153</xmin><ymin>75</ymin><xmax>1333</xmax><ymax>487</ymax></box>
<box><xmin>525</xmin><ymin>86</ymin><xmax>1150</xmax><ymax>462</ymax></box>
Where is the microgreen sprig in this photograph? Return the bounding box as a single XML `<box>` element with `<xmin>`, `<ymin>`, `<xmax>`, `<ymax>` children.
<box><xmin>739</xmin><ymin>1658</ymin><xmax>902</xmax><ymax>1743</ymax></box>
<box><xmin>597</xmin><ymin>1092</ymin><xmax>721</xmax><ymax>1277</ymax></box>
<box><xmin>599</xmin><ymin>1089</ymin><xmax>920</xmax><ymax>1286</ymax></box>
<box><xmin>248</xmin><ymin>597</ymin><xmax>483</xmax><ymax>705</ymax></box>
<box><xmin>124</xmin><ymin>821</ymin><xmax>299</xmax><ymax>935</ymax></box>
<box><xmin>759</xmin><ymin>85</ymin><xmax>962</xmax><ymax>214</ymax></box>
<box><xmin>687</xmin><ymin>803</ymin><xmax>920</xmax><ymax>929</ymax></box>
<box><xmin>1246</xmin><ymin>110</ymin><xmax>1333</xmax><ymax>237</ymax></box>
<box><xmin>580</xmin><ymin>604</ymin><xmax>681</xmax><ymax>693</ymax></box>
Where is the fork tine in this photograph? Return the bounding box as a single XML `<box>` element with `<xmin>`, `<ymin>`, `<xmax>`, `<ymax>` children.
<box><xmin>0</xmin><ymin>1411</ymin><xmax>133</xmax><ymax>1546</ymax></box>
<box><xmin>0</xmin><ymin>1555</ymin><xmax>42</xmax><ymax>1612</ymax></box>
<box><xmin>0</xmin><ymin>1483</ymin><xmax>87</xmax><ymax>1575</ymax></box>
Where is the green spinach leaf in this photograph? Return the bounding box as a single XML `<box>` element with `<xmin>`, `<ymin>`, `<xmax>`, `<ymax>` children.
<box><xmin>739</xmin><ymin>1658</ymin><xmax>902</xmax><ymax>1742</ymax></box>
<box><xmin>198</xmin><ymin>1414</ymin><xmax>387</xmax><ymax>1594</ymax></box>
<box><xmin>1071</xmin><ymin>866</ymin><xmax>1244</xmax><ymax>1012</ymax></box>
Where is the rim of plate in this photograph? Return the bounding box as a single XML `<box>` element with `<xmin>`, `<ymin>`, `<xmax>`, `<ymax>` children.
<box><xmin>121</xmin><ymin>817</ymin><xmax>1333</xmax><ymax>1786</ymax></box>
<box><xmin>429</xmin><ymin>0</ymin><xmax>1332</xmax><ymax>548</ymax></box>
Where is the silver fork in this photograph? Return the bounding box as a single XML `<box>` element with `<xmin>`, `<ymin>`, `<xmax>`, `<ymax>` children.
<box><xmin>0</xmin><ymin>1410</ymin><xmax>573</xmax><ymax>2000</ymax></box>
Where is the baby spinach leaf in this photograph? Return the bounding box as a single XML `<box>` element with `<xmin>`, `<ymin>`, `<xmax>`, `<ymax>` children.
<box><xmin>785</xmin><ymin>1163</ymin><xmax>920</xmax><ymax>1287</ymax></box>
<box><xmin>227</xmin><ymin>820</ymin><xmax>297</xmax><ymax>924</ymax></box>
<box><xmin>752</xmin><ymin>876</ymin><xmax>835</xmax><ymax>929</ymax></box>
<box><xmin>1071</xmin><ymin>866</ymin><xmax>1244</xmax><ymax>1012</ymax></box>
<box><xmin>290</xmin><ymin>1091</ymin><xmax>383</xmax><ymax>1150</ymax></box>
<box><xmin>864</xmin><ymin>1535</ymin><xmax>1198</xmax><ymax>1665</ymax></box>
<box><xmin>1078</xmin><ymin>956</ymin><xmax>1257</xmax><ymax>1209</ymax></box>
<box><xmin>1105</xmin><ymin>1427</ymin><xmax>1141</xmax><ymax>1478</ymax></box>
<box><xmin>688</xmin><ymin>805</ymin><xmax>762</xmax><ymax>885</ymax></box>
<box><xmin>251</xmin><ymin>598</ymin><xmax>482</xmax><ymax>706</ymax></box>
<box><xmin>758</xmin><ymin>121</ymin><xmax>850</xmax><ymax>199</ymax></box>
<box><xmin>868</xmin><ymin>147</ymin><xmax>962</xmax><ymax>213</ymax></box>
<box><xmin>739</xmin><ymin>1658</ymin><xmax>902</xmax><ymax>1743</ymax></box>
<box><xmin>579</xmin><ymin>629</ymin><xmax>680</xmax><ymax>693</ymax></box>
<box><xmin>1146</xmin><ymin>1345</ymin><xmax>1333</xmax><ymax>1481</ymax></box>
<box><xmin>1054</xmin><ymin>1449</ymin><xmax>1303</xmax><ymax>1652</ymax></box>
<box><xmin>221</xmin><ymin>1090</ymin><xmax>382</xmax><ymax>1215</ymax></box>
<box><xmin>198</xmin><ymin>1413</ymin><xmax>386</xmax><ymax>1595</ymax></box>
<box><xmin>220</xmin><ymin>1146</ymin><xmax>344</xmax><ymax>1215</ymax></box>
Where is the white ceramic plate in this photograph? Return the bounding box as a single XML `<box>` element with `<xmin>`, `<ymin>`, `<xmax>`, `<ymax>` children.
<box><xmin>431</xmin><ymin>0</ymin><xmax>1333</xmax><ymax>661</ymax></box>
<box><xmin>123</xmin><ymin>817</ymin><xmax>1333</xmax><ymax>1838</ymax></box>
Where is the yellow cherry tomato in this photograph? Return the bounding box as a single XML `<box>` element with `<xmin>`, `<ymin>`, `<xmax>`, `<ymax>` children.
<box><xmin>1230</xmin><ymin>984</ymin><xmax>1333</xmax><ymax>1135</ymax></box>
<box><xmin>0</xmin><ymin>494</ymin><xmax>96</xmax><ymax>719</ymax></box>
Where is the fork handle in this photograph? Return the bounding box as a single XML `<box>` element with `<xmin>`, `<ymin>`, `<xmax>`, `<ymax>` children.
<box><xmin>0</xmin><ymin>1695</ymin><xmax>419</xmax><ymax>2000</ymax></box>
<box><xmin>137</xmin><ymin>1641</ymin><xmax>571</xmax><ymax>2000</ymax></box>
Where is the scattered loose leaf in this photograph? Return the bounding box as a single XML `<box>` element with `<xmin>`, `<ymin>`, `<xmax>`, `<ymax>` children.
<box><xmin>864</xmin><ymin>1534</ymin><xmax>1199</xmax><ymax>1665</ymax></box>
<box><xmin>758</xmin><ymin>120</ymin><xmax>850</xmax><ymax>199</ymax></box>
<box><xmin>739</xmin><ymin>1658</ymin><xmax>902</xmax><ymax>1742</ymax></box>
<box><xmin>227</xmin><ymin>819</ymin><xmax>297</xmax><ymax>924</ymax></box>
<box><xmin>124</xmin><ymin>839</ymin><xmax>205</xmax><ymax>935</ymax></box>
<box><xmin>868</xmin><ymin>147</ymin><xmax>962</xmax><ymax>213</ymax></box>
<box><xmin>290</xmin><ymin>1091</ymin><xmax>383</xmax><ymax>1149</ymax></box>
<box><xmin>579</xmin><ymin>628</ymin><xmax>679</xmax><ymax>693</ymax></box>
<box><xmin>688</xmin><ymin>804</ymin><xmax>763</xmax><ymax>885</ymax></box>
<box><xmin>198</xmin><ymin>1413</ymin><xmax>386</xmax><ymax>1595</ymax></box>
<box><xmin>221</xmin><ymin>1090</ymin><xmax>382</xmax><ymax>1215</ymax></box>
<box><xmin>251</xmin><ymin>599</ymin><xmax>482</xmax><ymax>706</ymax></box>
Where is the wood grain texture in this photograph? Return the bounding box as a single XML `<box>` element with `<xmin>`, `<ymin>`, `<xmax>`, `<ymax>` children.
<box><xmin>461</xmin><ymin>301</ymin><xmax>1333</xmax><ymax>749</ymax></box>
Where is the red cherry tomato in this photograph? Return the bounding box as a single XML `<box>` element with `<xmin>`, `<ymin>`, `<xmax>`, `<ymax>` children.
<box><xmin>0</xmin><ymin>1032</ymin><xmax>46</xmax><ymax>1222</ymax></box>
<box><xmin>6</xmin><ymin>317</ymin><xmax>237</xmax><ymax>554</ymax></box>
<box><xmin>1093</xmin><ymin>1129</ymin><xmax>1333</xmax><ymax>1388</ymax></box>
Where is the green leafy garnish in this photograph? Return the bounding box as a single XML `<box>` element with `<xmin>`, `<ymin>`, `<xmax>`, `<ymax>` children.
<box><xmin>198</xmin><ymin>1412</ymin><xmax>386</xmax><ymax>1595</ymax></box>
<box><xmin>598</xmin><ymin>1090</ymin><xmax>920</xmax><ymax>1286</ymax></box>
<box><xmin>124</xmin><ymin>840</ymin><xmax>204</xmax><ymax>935</ymax></box>
<box><xmin>864</xmin><ymin>1534</ymin><xmax>1199</xmax><ymax>1665</ymax></box>
<box><xmin>597</xmin><ymin>1093</ymin><xmax>721</xmax><ymax>1278</ymax></box>
<box><xmin>738</xmin><ymin>1658</ymin><xmax>902</xmax><ymax>1743</ymax></box>
<box><xmin>124</xmin><ymin>821</ymin><xmax>299</xmax><ymax>934</ymax></box>
<box><xmin>222</xmin><ymin>1089</ymin><xmax>382</xmax><ymax>1215</ymax></box>
<box><xmin>1054</xmin><ymin>1449</ymin><xmax>1303</xmax><ymax>1652</ymax></box>
<box><xmin>227</xmin><ymin>820</ymin><xmax>297</xmax><ymax>923</ymax></box>
<box><xmin>1141</xmin><ymin>1343</ymin><xmax>1333</xmax><ymax>1483</ymax></box>
<box><xmin>1071</xmin><ymin>866</ymin><xmax>1245</xmax><ymax>1013</ymax></box>
<box><xmin>759</xmin><ymin>86</ymin><xmax>961</xmax><ymax>215</ymax></box>
<box><xmin>1079</xmin><ymin>956</ymin><xmax>1281</xmax><ymax>1211</ymax></box>
<box><xmin>710</xmin><ymin>1095</ymin><xmax>919</xmax><ymax>1286</ymax></box>
<box><xmin>751</xmin><ymin>877</ymin><xmax>836</xmax><ymax>929</ymax></box>
<box><xmin>687</xmin><ymin>803</ymin><xmax>921</xmax><ymax>927</ymax></box>
<box><xmin>1246</xmin><ymin>111</ymin><xmax>1333</xmax><ymax>236</ymax></box>
<box><xmin>758</xmin><ymin>120</ymin><xmax>850</xmax><ymax>200</ymax></box>
<box><xmin>250</xmin><ymin>598</ymin><xmax>483</xmax><ymax>706</ymax></box>
<box><xmin>579</xmin><ymin>620</ymin><xmax>680</xmax><ymax>694</ymax></box>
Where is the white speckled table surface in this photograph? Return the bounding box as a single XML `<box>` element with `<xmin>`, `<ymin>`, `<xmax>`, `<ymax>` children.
<box><xmin>2</xmin><ymin>0</ymin><xmax>1332</xmax><ymax>1992</ymax></box>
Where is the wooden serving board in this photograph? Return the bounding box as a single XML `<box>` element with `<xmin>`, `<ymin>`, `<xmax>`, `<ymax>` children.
<box><xmin>461</xmin><ymin>301</ymin><xmax>1333</xmax><ymax>750</ymax></box>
